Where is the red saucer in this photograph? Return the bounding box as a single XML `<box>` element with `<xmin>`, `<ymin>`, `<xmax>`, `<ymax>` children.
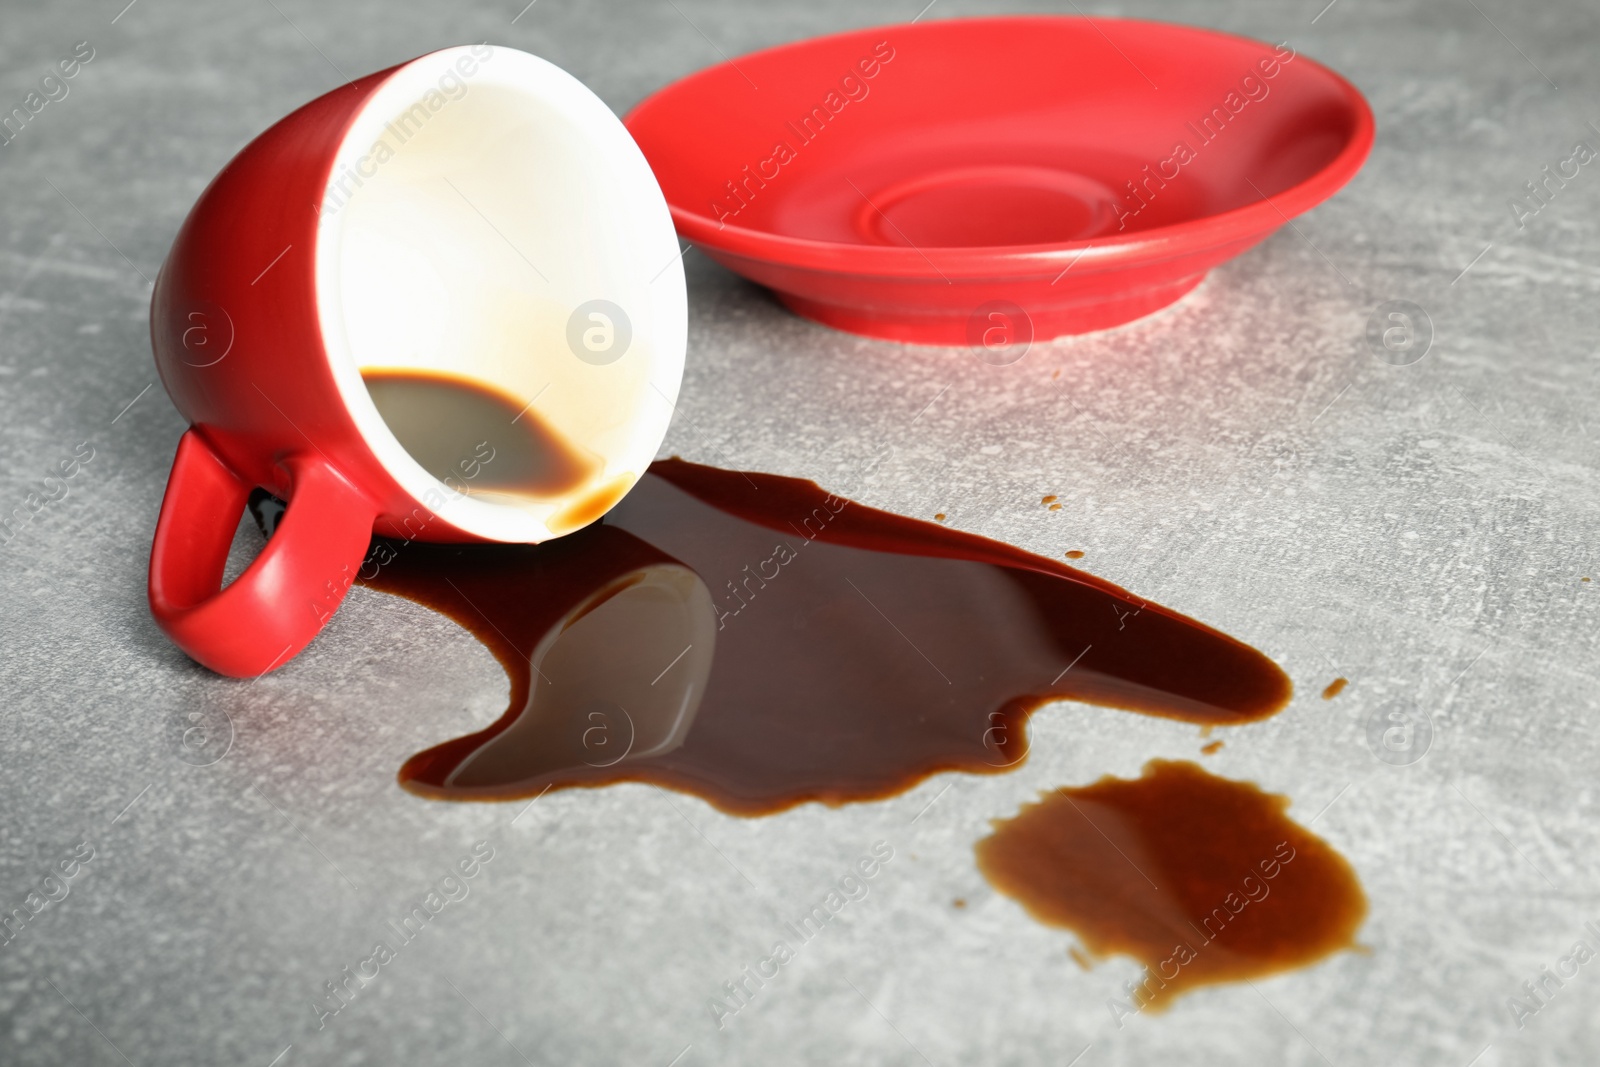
<box><xmin>625</xmin><ymin>17</ymin><xmax>1373</xmax><ymax>345</ymax></box>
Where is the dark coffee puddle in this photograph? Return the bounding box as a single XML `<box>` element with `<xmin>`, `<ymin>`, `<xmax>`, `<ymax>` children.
<box><xmin>331</xmin><ymin>458</ymin><xmax>1292</xmax><ymax>814</ymax></box>
<box><xmin>976</xmin><ymin>760</ymin><xmax>1367</xmax><ymax>1008</ymax></box>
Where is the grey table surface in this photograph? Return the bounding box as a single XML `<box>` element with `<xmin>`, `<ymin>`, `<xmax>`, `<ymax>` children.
<box><xmin>3</xmin><ymin>0</ymin><xmax>1599</xmax><ymax>1064</ymax></box>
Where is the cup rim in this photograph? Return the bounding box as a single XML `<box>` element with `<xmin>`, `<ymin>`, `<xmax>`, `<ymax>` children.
<box><xmin>314</xmin><ymin>45</ymin><xmax>687</xmax><ymax>543</ymax></box>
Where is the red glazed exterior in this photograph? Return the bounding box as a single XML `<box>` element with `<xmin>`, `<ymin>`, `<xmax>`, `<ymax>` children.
<box><xmin>146</xmin><ymin>59</ymin><xmax>476</xmax><ymax>679</ymax></box>
<box><xmin>148</xmin><ymin>62</ymin><xmax>482</xmax><ymax>542</ymax></box>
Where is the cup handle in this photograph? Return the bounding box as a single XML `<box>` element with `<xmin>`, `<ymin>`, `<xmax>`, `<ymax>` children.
<box><xmin>148</xmin><ymin>428</ymin><xmax>378</xmax><ymax>677</ymax></box>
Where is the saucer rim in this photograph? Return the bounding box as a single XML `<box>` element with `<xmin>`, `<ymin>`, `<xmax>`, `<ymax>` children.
<box><xmin>626</xmin><ymin>14</ymin><xmax>1376</xmax><ymax>282</ymax></box>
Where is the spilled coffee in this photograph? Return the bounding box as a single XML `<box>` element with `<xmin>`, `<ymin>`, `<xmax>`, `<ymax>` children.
<box><xmin>246</xmin><ymin>459</ymin><xmax>1368</xmax><ymax>995</ymax></box>
<box><xmin>301</xmin><ymin>458</ymin><xmax>1295</xmax><ymax>814</ymax></box>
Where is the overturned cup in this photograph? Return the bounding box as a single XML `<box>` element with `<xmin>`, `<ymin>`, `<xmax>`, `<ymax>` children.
<box><xmin>148</xmin><ymin>45</ymin><xmax>687</xmax><ymax>677</ymax></box>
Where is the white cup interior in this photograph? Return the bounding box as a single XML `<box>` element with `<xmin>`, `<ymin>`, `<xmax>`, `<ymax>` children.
<box><xmin>315</xmin><ymin>45</ymin><xmax>686</xmax><ymax>542</ymax></box>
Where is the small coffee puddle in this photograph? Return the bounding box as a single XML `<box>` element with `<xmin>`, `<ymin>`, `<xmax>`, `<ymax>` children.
<box><xmin>975</xmin><ymin>760</ymin><xmax>1367</xmax><ymax>1008</ymax></box>
<box><xmin>339</xmin><ymin>459</ymin><xmax>1291</xmax><ymax>814</ymax></box>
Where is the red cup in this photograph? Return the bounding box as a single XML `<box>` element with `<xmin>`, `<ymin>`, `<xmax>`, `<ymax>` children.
<box><xmin>148</xmin><ymin>45</ymin><xmax>687</xmax><ymax>678</ymax></box>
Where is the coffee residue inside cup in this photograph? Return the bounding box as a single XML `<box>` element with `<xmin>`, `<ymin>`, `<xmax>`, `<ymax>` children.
<box><xmin>362</xmin><ymin>369</ymin><xmax>598</xmax><ymax>498</ymax></box>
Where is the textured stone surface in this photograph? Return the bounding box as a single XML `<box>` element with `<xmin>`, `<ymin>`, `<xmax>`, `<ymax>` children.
<box><xmin>2</xmin><ymin>0</ymin><xmax>1598</xmax><ymax>1064</ymax></box>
